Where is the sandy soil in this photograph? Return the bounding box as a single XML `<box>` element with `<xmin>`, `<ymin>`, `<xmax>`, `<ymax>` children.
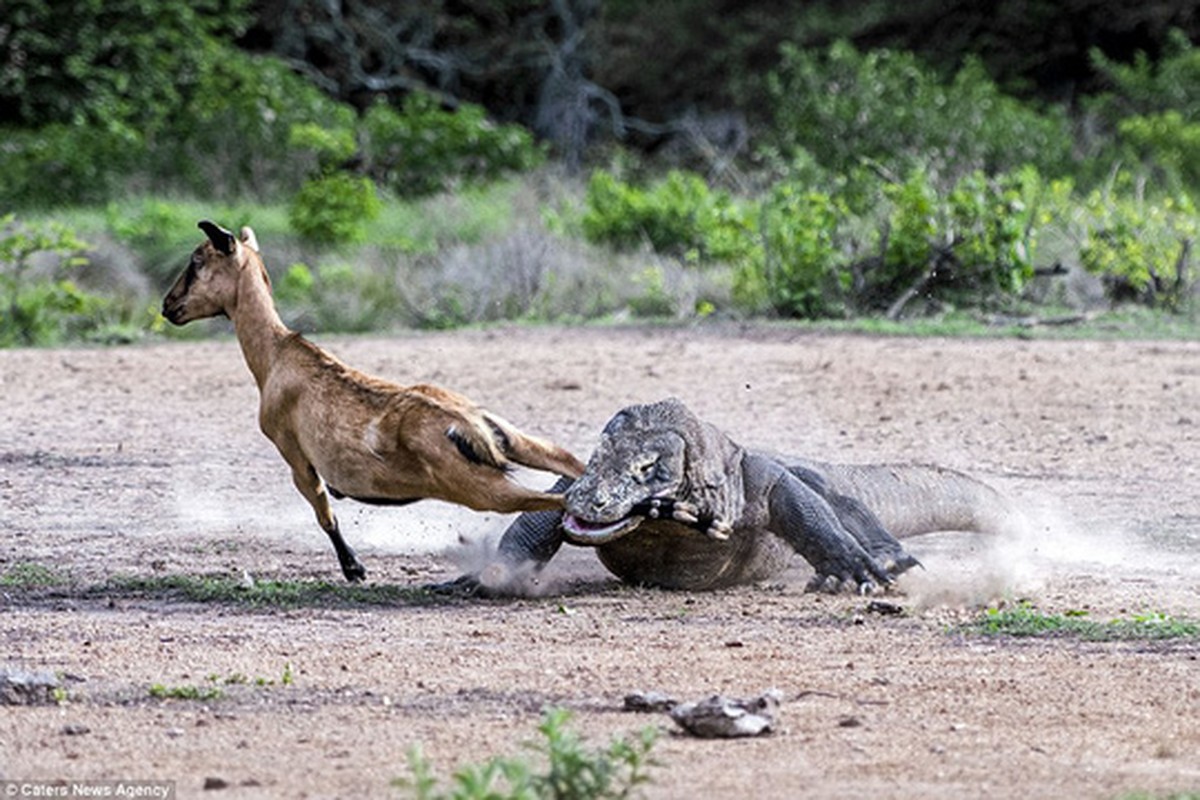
<box><xmin>1</xmin><ymin>324</ymin><xmax>1198</xmax><ymax>799</ymax></box>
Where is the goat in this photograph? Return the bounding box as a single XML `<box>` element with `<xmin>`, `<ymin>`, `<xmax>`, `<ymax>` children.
<box><xmin>162</xmin><ymin>221</ymin><xmax>585</xmax><ymax>582</ymax></box>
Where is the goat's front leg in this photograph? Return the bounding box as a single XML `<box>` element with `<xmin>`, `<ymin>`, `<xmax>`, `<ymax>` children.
<box><xmin>290</xmin><ymin>462</ymin><xmax>367</xmax><ymax>583</ymax></box>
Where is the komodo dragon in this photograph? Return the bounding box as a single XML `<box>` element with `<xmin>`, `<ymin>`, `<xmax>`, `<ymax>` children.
<box><xmin>453</xmin><ymin>398</ymin><xmax>1016</xmax><ymax>594</ymax></box>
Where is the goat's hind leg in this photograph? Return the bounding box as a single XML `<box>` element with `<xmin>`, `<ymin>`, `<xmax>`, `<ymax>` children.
<box><xmin>289</xmin><ymin>461</ymin><xmax>367</xmax><ymax>583</ymax></box>
<box><xmin>486</xmin><ymin>414</ymin><xmax>585</xmax><ymax>479</ymax></box>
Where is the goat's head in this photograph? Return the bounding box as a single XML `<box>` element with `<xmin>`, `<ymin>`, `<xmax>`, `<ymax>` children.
<box><xmin>162</xmin><ymin>221</ymin><xmax>265</xmax><ymax>325</ymax></box>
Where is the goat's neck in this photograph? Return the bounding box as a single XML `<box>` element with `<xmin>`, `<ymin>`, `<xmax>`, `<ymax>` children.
<box><xmin>229</xmin><ymin>267</ymin><xmax>290</xmax><ymax>391</ymax></box>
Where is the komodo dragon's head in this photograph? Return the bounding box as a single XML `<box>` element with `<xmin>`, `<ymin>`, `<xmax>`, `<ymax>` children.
<box><xmin>561</xmin><ymin>398</ymin><xmax>744</xmax><ymax>545</ymax></box>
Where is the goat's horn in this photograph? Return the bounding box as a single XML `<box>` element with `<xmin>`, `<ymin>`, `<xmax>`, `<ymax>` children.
<box><xmin>198</xmin><ymin>220</ymin><xmax>236</xmax><ymax>255</ymax></box>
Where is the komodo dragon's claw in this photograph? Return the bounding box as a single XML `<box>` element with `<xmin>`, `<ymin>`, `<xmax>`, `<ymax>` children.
<box><xmin>631</xmin><ymin>498</ymin><xmax>732</xmax><ymax>540</ymax></box>
<box><xmin>635</xmin><ymin>497</ymin><xmax>698</xmax><ymax>523</ymax></box>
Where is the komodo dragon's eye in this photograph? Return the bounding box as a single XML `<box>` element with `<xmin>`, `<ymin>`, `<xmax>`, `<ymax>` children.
<box><xmin>631</xmin><ymin>456</ymin><xmax>658</xmax><ymax>481</ymax></box>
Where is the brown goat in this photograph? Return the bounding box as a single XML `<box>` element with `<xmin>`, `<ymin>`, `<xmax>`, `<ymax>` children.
<box><xmin>162</xmin><ymin>221</ymin><xmax>585</xmax><ymax>581</ymax></box>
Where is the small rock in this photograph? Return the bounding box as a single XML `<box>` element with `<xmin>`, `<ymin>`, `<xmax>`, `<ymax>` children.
<box><xmin>0</xmin><ymin>669</ymin><xmax>61</xmax><ymax>706</ymax></box>
<box><xmin>669</xmin><ymin>689</ymin><xmax>782</xmax><ymax>738</ymax></box>
<box><xmin>61</xmin><ymin>724</ymin><xmax>91</xmax><ymax>736</ymax></box>
<box><xmin>203</xmin><ymin>777</ymin><xmax>229</xmax><ymax>790</ymax></box>
<box><xmin>866</xmin><ymin>600</ymin><xmax>904</xmax><ymax>616</ymax></box>
<box><xmin>623</xmin><ymin>690</ymin><xmax>677</xmax><ymax>713</ymax></box>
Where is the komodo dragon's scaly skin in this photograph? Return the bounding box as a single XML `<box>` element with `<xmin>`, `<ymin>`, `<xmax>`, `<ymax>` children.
<box><xmin>471</xmin><ymin>398</ymin><xmax>1015</xmax><ymax>593</ymax></box>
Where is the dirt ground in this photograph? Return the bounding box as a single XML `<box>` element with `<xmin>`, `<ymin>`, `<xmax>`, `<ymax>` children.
<box><xmin>1</xmin><ymin>324</ymin><xmax>1198</xmax><ymax>799</ymax></box>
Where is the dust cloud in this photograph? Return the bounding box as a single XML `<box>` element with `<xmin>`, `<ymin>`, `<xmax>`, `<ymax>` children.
<box><xmin>901</xmin><ymin>490</ymin><xmax>1200</xmax><ymax>614</ymax></box>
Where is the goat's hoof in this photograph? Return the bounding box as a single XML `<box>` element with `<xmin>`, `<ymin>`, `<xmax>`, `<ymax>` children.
<box><xmin>342</xmin><ymin>564</ymin><xmax>367</xmax><ymax>583</ymax></box>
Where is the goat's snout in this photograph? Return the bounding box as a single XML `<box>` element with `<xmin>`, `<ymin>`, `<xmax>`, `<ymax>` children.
<box><xmin>161</xmin><ymin>295</ymin><xmax>185</xmax><ymax>325</ymax></box>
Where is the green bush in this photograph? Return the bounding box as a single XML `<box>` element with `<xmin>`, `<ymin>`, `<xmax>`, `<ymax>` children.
<box><xmin>945</xmin><ymin>167</ymin><xmax>1043</xmax><ymax>294</ymax></box>
<box><xmin>1089</xmin><ymin>30</ymin><xmax>1200</xmax><ymax>192</ymax></box>
<box><xmin>581</xmin><ymin>170</ymin><xmax>756</xmax><ymax>263</ymax></box>
<box><xmin>288</xmin><ymin>174</ymin><xmax>382</xmax><ymax>246</ymax></box>
<box><xmin>0</xmin><ymin>215</ymin><xmax>116</xmax><ymax>346</ymax></box>
<box><xmin>764</xmin><ymin>40</ymin><xmax>1073</xmax><ymax>186</ymax></box>
<box><xmin>0</xmin><ymin>0</ymin><xmax>276</xmax><ymax>206</ymax></box>
<box><xmin>1079</xmin><ymin>180</ymin><xmax>1197</xmax><ymax>310</ymax></box>
<box><xmin>862</xmin><ymin>167</ymin><xmax>1045</xmax><ymax>311</ymax></box>
<box><xmin>0</xmin><ymin>123</ymin><xmax>138</xmax><ymax>208</ymax></box>
<box><xmin>879</xmin><ymin>169</ymin><xmax>939</xmax><ymax>292</ymax></box>
<box><xmin>738</xmin><ymin>166</ymin><xmax>1050</xmax><ymax>318</ymax></box>
<box><xmin>0</xmin><ymin>3</ymin><xmax>357</xmax><ymax>206</ymax></box>
<box><xmin>399</xmin><ymin>708</ymin><xmax>658</xmax><ymax>800</ymax></box>
<box><xmin>0</xmin><ymin>0</ymin><xmax>250</xmax><ymax>132</ymax></box>
<box><xmin>155</xmin><ymin>52</ymin><xmax>358</xmax><ymax>199</ymax></box>
<box><xmin>362</xmin><ymin>94</ymin><xmax>543</xmax><ymax>199</ymax></box>
<box><xmin>751</xmin><ymin>184</ymin><xmax>847</xmax><ymax>318</ymax></box>
<box><xmin>1117</xmin><ymin>110</ymin><xmax>1200</xmax><ymax>190</ymax></box>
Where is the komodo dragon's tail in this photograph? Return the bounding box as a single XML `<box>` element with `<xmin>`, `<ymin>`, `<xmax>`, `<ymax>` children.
<box><xmin>791</xmin><ymin>460</ymin><xmax>1018</xmax><ymax>538</ymax></box>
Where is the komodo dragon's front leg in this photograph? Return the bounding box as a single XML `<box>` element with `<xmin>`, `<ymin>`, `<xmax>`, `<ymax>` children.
<box><xmin>742</xmin><ymin>453</ymin><xmax>915</xmax><ymax>593</ymax></box>
<box><xmin>427</xmin><ymin>477</ymin><xmax>573</xmax><ymax>596</ymax></box>
<box><xmin>784</xmin><ymin>462</ymin><xmax>921</xmax><ymax>577</ymax></box>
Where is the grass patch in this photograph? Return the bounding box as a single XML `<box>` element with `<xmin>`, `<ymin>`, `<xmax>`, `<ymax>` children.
<box><xmin>397</xmin><ymin>707</ymin><xmax>658</xmax><ymax>800</ymax></box>
<box><xmin>966</xmin><ymin>603</ymin><xmax>1200</xmax><ymax>642</ymax></box>
<box><xmin>148</xmin><ymin>682</ymin><xmax>225</xmax><ymax>702</ymax></box>
<box><xmin>0</xmin><ymin>562</ymin><xmax>69</xmax><ymax>589</ymax></box>
<box><xmin>100</xmin><ymin>573</ymin><xmax>441</xmax><ymax>609</ymax></box>
<box><xmin>148</xmin><ymin>664</ymin><xmax>295</xmax><ymax>702</ymax></box>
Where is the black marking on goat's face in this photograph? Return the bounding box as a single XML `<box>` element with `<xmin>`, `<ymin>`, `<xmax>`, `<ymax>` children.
<box><xmin>562</xmin><ymin>429</ymin><xmax>687</xmax><ymax>544</ymax></box>
<box><xmin>162</xmin><ymin>244</ymin><xmax>224</xmax><ymax>325</ymax></box>
<box><xmin>162</xmin><ymin>235</ymin><xmax>241</xmax><ymax>326</ymax></box>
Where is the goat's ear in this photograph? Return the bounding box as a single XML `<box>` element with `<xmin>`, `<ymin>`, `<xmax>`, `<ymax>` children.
<box><xmin>198</xmin><ymin>220</ymin><xmax>236</xmax><ymax>255</ymax></box>
<box><xmin>239</xmin><ymin>226</ymin><xmax>260</xmax><ymax>253</ymax></box>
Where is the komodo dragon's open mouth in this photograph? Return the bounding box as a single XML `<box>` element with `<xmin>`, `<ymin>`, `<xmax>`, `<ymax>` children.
<box><xmin>561</xmin><ymin>513</ymin><xmax>644</xmax><ymax>544</ymax></box>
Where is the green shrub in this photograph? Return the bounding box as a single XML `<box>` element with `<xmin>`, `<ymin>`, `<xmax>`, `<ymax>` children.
<box><xmin>945</xmin><ymin>167</ymin><xmax>1043</xmax><ymax>294</ymax></box>
<box><xmin>742</xmin><ymin>166</ymin><xmax>1049</xmax><ymax>318</ymax></box>
<box><xmin>863</xmin><ymin>167</ymin><xmax>1045</xmax><ymax>310</ymax></box>
<box><xmin>276</xmin><ymin>260</ymin><xmax>399</xmax><ymax>333</ymax></box>
<box><xmin>362</xmin><ymin>94</ymin><xmax>543</xmax><ymax>199</ymax></box>
<box><xmin>399</xmin><ymin>708</ymin><xmax>658</xmax><ymax>800</ymax></box>
<box><xmin>1117</xmin><ymin>110</ymin><xmax>1200</xmax><ymax>191</ymax></box>
<box><xmin>765</xmin><ymin>40</ymin><xmax>1073</xmax><ymax>186</ymax></box>
<box><xmin>1089</xmin><ymin>30</ymin><xmax>1200</xmax><ymax>122</ymax></box>
<box><xmin>879</xmin><ymin>169</ymin><xmax>939</xmax><ymax>292</ymax></box>
<box><xmin>581</xmin><ymin>170</ymin><xmax>756</xmax><ymax>263</ymax></box>
<box><xmin>156</xmin><ymin>52</ymin><xmax>359</xmax><ymax>199</ymax></box>
<box><xmin>1078</xmin><ymin>180</ymin><xmax>1197</xmax><ymax>310</ymax></box>
<box><xmin>1089</xmin><ymin>30</ymin><xmax>1200</xmax><ymax>192</ymax></box>
<box><xmin>288</xmin><ymin>122</ymin><xmax>358</xmax><ymax>171</ymax></box>
<box><xmin>0</xmin><ymin>123</ymin><xmax>138</xmax><ymax>208</ymax></box>
<box><xmin>0</xmin><ymin>0</ymin><xmax>309</xmax><ymax>205</ymax></box>
<box><xmin>751</xmin><ymin>184</ymin><xmax>846</xmax><ymax>318</ymax></box>
<box><xmin>288</xmin><ymin>173</ymin><xmax>382</xmax><ymax>246</ymax></box>
<box><xmin>0</xmin><ymin>215</ymin><xmax>116</xmax><ymax>346</ymax></box>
